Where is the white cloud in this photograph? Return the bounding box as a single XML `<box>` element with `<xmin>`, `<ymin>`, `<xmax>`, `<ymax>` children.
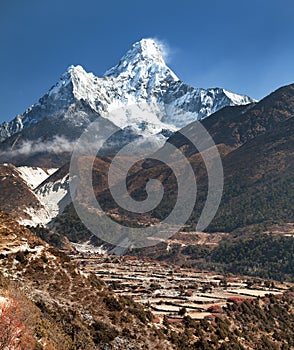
<box><xmin>1</xmin><ymin>136</ymin><xmax>76</xmax><ymax>158</ymax></box>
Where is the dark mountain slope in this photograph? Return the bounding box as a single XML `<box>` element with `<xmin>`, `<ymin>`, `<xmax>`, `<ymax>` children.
<box><xmin>86</xmin><ymin>84</ymin><xmax>294</xmax><ymax>233</ymax></box>
<box><xmin>168</xmin><ymin>83</ymin><xmax>294</xmax><ymax>156</ymax></box>
<box><xmin>206</xmin><ymin>116</ymin><xmax>294</xmax><ymax>232</ymax></box>
<box><xmin>50</xmin><ymin>84</ymin><xmax>294</xmax><ymax>241</ymax></box>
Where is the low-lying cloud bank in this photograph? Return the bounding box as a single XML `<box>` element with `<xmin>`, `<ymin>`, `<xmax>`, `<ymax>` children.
<box><xmin>0</xmin><ymin>136</ymin><xmax>77</xmax><ymax>158</ymax></box>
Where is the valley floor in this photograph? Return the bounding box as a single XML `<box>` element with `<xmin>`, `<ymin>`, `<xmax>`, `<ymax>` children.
<box><xmin>70</xmin><ymin>252</ymin><xmax>293</xmax><ymax>324</ymax></box>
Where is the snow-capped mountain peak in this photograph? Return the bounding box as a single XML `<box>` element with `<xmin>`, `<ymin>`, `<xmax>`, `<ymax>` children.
<box><xmin>48</xmin><ymin>64</ymin><xmax>95</xmax><ymax>100</ymax></box>
<box><xmin>63</xmin><ymin>65</ymin><xmax>90</xmax><ymax>86</ymax></box>
<box><xmin>0</xmin><ymin>38</ymin><xmax>255</xmax><ymax>153</ymax></box>
<box><xmin>104</xmin><ymin>38</ymin><xmax>179</xmax><ymax>83</ymax></box>
<box><xmin>222</xmin><ymin>89</ymin><xmax>253</xmax><ymax>105</ymax></box>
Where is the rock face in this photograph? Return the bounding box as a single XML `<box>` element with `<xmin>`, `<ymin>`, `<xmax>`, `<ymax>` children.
<box><xmin>0</xmin><ymin>39</ymin><xmax>254</xmax><ymax>166</ymax></box>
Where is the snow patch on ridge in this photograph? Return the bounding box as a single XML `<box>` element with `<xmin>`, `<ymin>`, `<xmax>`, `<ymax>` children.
<box><xmin>18</xmin><ymin>206</ymin><xmax>52</xmax><ymax>227</ymax></box>
<box><xmin>17</xmin><ymin>166</ymin><xmax>58</xmax><ymax>189</ymax></box>
<box><xmin>223</xmin><ymin>89</ymin><xmax>255</xmax><ymax>105</ymax></box>
<box><xmin>72</xmin><ymin>241</ymin><xmax>108</xmax><ymax>254</ymax></box>
<box><xmin>35</xmin><ymin>174</ymin><xmax>70</xmax><ymax>223</ymax></box>
<box><xmin>17</xmin><ymin>172</ymin><xmax>71</xmax><ymax>227</ymax></box>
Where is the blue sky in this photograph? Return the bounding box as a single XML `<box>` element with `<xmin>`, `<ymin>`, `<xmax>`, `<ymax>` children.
<box><xmin>1</xmin><ymin>0</ymin><xmax>294</xmax><ymax>123</ymax></box>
